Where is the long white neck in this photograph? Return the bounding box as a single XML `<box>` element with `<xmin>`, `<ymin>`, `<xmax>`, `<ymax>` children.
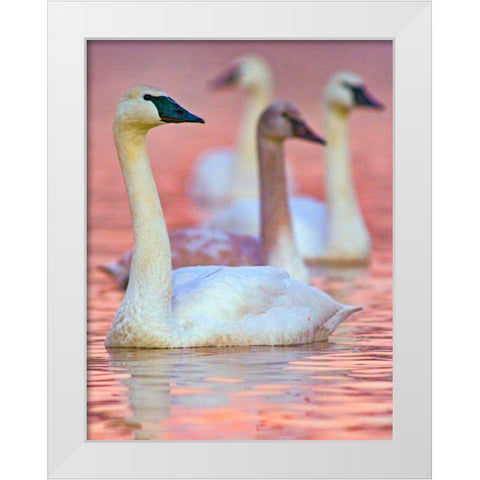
<box><xmin>258</xmin><ymin>136</ymin><xmax>309</xmax><ymax>283</ymax></box>
<box><xmin>233</xmin><ymin>84</ymin><xmax>272</xmax><ymax>199</ymax></box>
<box><xmin>113</xmin><ymin>122</ymin><xmax>172</xmax><ymax>321</ymax></box>
<box><xmin>323</xmin><ymin>106</ymin><xmax>370</xmax><ymax>260</ymax></box>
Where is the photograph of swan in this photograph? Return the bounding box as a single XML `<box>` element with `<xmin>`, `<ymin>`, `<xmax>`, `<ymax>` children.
<box><xmin>87</xmin><ymin>40</ymin><xmax>392</xmax><ymax>441</ymax></box>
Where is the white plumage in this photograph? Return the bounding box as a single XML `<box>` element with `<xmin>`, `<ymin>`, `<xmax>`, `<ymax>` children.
<box><xmin>189</xmin><ymin>148</ymin><xmax>237</xmax><ymax>209</ymax></box>
<box><xmin>107</xmin><ymin>265</ymin><xmax>360</xmax><ymax>348</ymax></box>
<box><xmin>170</xmin><ymin>266</ymin><xmax>359</xmax><ymax>347</ymax></box>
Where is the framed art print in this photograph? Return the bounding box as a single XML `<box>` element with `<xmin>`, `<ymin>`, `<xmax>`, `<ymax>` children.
<box><xmin>48</xmin><ymin>1</ymin><xmax>431</xmax><ymax>478</ymax></box>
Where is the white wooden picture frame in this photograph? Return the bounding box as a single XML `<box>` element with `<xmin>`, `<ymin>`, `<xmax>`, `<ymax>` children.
<box><xmin>48</xmin><ymin>1</ymin><xmax>431</xmax><ymax>478</ymax></box>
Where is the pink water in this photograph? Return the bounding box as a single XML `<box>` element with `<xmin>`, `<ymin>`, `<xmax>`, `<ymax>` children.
<box><xmin>87</xmin><ymin>40</ymin><xmax>392</xmax><ymax>440</ymax></box>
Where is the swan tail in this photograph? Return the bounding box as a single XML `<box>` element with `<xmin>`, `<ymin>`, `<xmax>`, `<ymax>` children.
<box><xmin>323</xmin><ymin>304</ymin><xmax>363</xmax><ymax>337</ymax></box>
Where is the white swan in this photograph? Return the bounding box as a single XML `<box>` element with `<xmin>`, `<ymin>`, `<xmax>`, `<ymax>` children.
<box><xmin>100</xmin><ymin>101</ymin><xmax>326</xmax><ymax>287</ymax></box>
<box><xmin>105</xmin><ymin>85</ymin><xmax>361</xmax><ymax>348</ymax></box>
<box><xmin>204</xmin><ymin>71</ymin><xmax>383</xmax><ymax>264</ymax></box>
<box><xmin>189</xmin><ymin>55</ymin><xmax>273</xmax><ymax>209</ymax></box>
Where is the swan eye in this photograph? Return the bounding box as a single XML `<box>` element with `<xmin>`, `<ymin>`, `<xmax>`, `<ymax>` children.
<box><xmin>143</xmin><ymin>94</ymin><xmax>153</xmax><ymax>101</ymax></box>
<box><xmin>282</xmin><ymin>112</ymin><xmax>300</xmax><ymax>126</ymax></box>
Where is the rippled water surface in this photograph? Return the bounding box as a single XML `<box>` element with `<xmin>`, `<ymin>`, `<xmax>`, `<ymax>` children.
<box><xmin>87</xmin><ymin>40</ymin><xmax>392</xmax><ymax>440</ymax></box>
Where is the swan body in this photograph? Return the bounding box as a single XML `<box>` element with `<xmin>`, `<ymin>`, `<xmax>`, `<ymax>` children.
<box><xmin>189</xmin><ymin>148</ymin><xmax>236</xmax><ymax>209</ymax></box>
<box><xmin>102</xmin><ymin>101</ymin><xmax>325</xmax><ymax>287</ymax></box>
<box><xmin>204</xmin><ymin>71</ymin><xmax>383</xmax><ymax>264</ymax></box>
<box><xmin>190</xmin><ymin>55</ymin><xmax>275</xmax><ymax>209</ymax></box>
<box><xmin>108</xmin><ymin>265</ymin><xmax>360</xmax><ymax>348</ymax></box>
<box><xmin>203</xmin><ymin>196</ymin><xmax>329</xmax><ymax>260</ymax></box>
<box><xmin>105</xmin><ymin>85</ymin><xmax>361</xmax><ymax>348</ymax></box>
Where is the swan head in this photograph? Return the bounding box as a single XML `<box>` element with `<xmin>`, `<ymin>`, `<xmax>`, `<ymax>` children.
<box><xmin>324</xmin><ymin>72</ymin><xmax>383</xmax><ymax>113</ymax></box>
<box><xmin>259</xmin><ymin>101</ymin><xmax>326</xmax><ymax>145</ymax></box>
<box><xmin>114</xmin><ymin>85</ymin><xmax>205</xmax><ymax>130</ymax></box>
<box><xmin>211</xmin><ymin>55</ymin><xmax>272</xmax><ymax>92</ymax></box>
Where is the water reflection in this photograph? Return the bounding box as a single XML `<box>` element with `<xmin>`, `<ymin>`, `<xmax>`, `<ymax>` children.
<box><xmin>88</xmin><ymin>330</ymin><xmax>391</xmax><ymax>440</ymax></box>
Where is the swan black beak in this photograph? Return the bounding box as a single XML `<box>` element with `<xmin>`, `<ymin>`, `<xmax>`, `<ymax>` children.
<box><xmin>351</xmin><ymin>85</ymin><xmax>384</xmax><ymax>110</ymax></box>
<box><xmin>149</xmin><ymin>95</ymin><xmax>205</xmax><ymax>124</ymax></box>
<box><xmin>291</xmin><ymin>118</ymin><xmax>327</xmax><ymax>145</ymax></box>
<box><xmin>210</xmin><ymin>65</ymin><xmax>240</xmax><ymax>89</ymax></box>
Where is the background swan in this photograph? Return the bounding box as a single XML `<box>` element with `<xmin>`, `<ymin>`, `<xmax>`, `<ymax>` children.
<box><xmin>189</xmin><ymin>55</ymin><xmax>273</xmax><ymax>209</ymax></box>
<box><xmin>204</xmin><ymin>71</ymin><xmax>383</xmax><ymax>264</ymax></box>
<box><xmin>105</xmin><ymin>85</ymin><xmax>361</xmax><ymax>348</ymax></box>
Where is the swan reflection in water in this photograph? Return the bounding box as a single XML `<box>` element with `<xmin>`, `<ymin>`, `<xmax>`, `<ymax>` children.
<box><xmin>106</xmin><ymin>343</ymin><xmax>341</xmax><ymax>440</ymax></box>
